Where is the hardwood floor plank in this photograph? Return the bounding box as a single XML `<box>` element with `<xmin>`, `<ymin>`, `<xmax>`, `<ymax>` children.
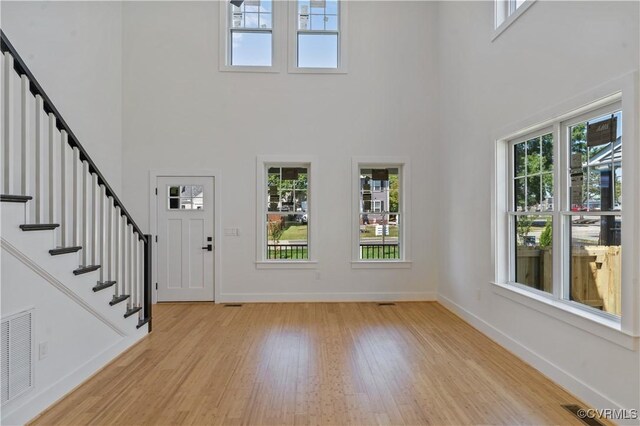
<box><xmin>31</xmin><ymin>302</ymin><xmax>595</xmax><ymax>425</ymax></box>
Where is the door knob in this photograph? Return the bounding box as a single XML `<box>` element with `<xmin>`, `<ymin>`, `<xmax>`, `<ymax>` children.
<box><xmin>202</xmin><ymin>244</ymin><xmax>212</xmax><ymax>251</ymax></box>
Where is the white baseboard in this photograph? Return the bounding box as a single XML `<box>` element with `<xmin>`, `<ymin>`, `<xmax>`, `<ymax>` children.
<box><xmin>2</xmin><ymin>327</ymin><xmax>148</xmax><ymax>426</ymax></box>
<box><xmin>437</xmin><ymin>294</ymin><xmax>625</xmax><ymax>414</ymax></box>
<box><xmin>218</xmin><ymin>291</ymin><xmax>437</xmax><ymax>303</ymax></box>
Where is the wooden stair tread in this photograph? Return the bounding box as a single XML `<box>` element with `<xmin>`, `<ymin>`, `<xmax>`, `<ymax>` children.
<box><xmin>93</xmin><ymin>281</ymin><xmax>116</xmax><ymax>292</ymax></box>
<box><xmin>1</xmin><ymin>194</ymin><xmax>32</xmax><ymax>203</ymax></box>
<box><xmin>49</xmin><ymin>246</ymin><xmax>82</xmax><ymax>256</ymax></box>
<box><xmin>73</xmin><ymin>265</ymin><xmax>101</xmax><ymax>275</ymax></box>
<box><xmin>124</xmin><ymin>306</ymin><xmax>142</xmax><ymax>318</ymax></box>
<box><xmin>136</xmin><ymin>317</ymin><xmax>150</xmax><ymax>329</ymax></box>
<box><xmin>20</xmin><ymin>223</ymin><xmax>59</xmax><ymax>231</ymax></box>
<box><xmin>109</xmin><ymin>294</ymin><xmax>130</xmax><ymax>306</ymax></box>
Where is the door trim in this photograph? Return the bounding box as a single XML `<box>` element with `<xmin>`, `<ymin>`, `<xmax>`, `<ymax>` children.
<box><xmin>149</xmin><ymin>169</ymin><xmax>221</xmax><ymax>304</ymax></box>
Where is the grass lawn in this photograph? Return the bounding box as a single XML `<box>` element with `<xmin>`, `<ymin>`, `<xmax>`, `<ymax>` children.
<box><xmin>359</xmin><ymin>225</ymin><xmax>399</xmax><ymax>238</ymax></box>
<box><xmin>279</xmin><ymin>224</ymin><xmax>308</xmax><ymax>241</ymax></box>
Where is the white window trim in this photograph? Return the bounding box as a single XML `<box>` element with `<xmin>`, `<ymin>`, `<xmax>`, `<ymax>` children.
<box><xmin>219</xmin><ymin>0</ymin><xmax>285</xmax><ymax>73</ymax></box>
<box><xmin>352</xmin><ymin>156</ymin><xmax>412</xmax><ymax>267</ymax></box>
<box><xmin>287</xmin><ymin>0</ymin><xmax>349</xmax><ymax>74</ymax></box>
<box><xmin>492</xmin><ymin>72</ymin><xmax>640</xmax><ymax>343</ymax></box>
<box><xmin>256</xmin><ymin>155</ymin><xmax>318</xmax><ymax>268</ymax></box>
<box><xmin>492</xmin><ymin>0</ymin><xmax>537</xmax><ymax>41</ymax></box>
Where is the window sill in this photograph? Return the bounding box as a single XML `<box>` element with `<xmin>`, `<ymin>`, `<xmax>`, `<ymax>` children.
<box><xmin>288</xmin><ymin>66</ymin><xmax>348</xmax><ymax>75</ymax></box>
<box><xmin>351</xmin><ymin>261</ymin><xmax>412</xmax><ymax>269</ymax></box>
<box><xmin>491</xmin><ymin>281</ymin><xmax>638</xmax><ymax>350</ymax></box>
<box><xmin>219</xmin><ymin>65</ymin><xmax>280</xmax><ymax>73</ymax></box>
<box><xmin>492</xmin><ymin>0</ymin><xmax>537</xmax><ymax>42</ymax></box>
<box><xmin>255</xmin><ymin>261</ymin><xmax>318</xmax><ymax>269</ymax></box>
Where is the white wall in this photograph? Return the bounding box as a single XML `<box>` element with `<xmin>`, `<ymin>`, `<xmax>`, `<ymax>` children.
<box><xmin>436</xmin><ymin>0</ymin><xmax>639</xmax><ymax>416</ymax></box>
<box><xmin>121</xmin><ymin>1</ymin><xmax>440</xmax><ymax>302</ymax></box>
<box><xmin>1</xmin><ymin>1</ymin><xmax>124</xmax><ymax>193</ymax></box>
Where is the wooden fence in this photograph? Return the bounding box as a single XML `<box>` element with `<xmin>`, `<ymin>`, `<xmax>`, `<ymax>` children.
<box><xmin>516</xmin><ymin>246</ymin><xmax>621</xmax><ymax>316</ymax></box>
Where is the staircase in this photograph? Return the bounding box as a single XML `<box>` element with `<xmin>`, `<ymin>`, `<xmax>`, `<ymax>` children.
<box><xmin>0</xmin><ymin>30</ymin><xmax>152</xmax><ymax>419</ymax></box>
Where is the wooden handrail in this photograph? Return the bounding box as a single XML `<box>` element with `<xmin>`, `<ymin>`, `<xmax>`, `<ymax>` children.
<box><xmin>0</xmin><ymin>31</ymin><xmax>147</xmax><ymax>243</ymax></box>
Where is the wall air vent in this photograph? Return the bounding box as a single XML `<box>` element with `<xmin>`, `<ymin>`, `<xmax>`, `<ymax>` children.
<box><xmin>1</xmin><ymin>309</ymin><xmax>34</xmax><ymax>405</ymax></box>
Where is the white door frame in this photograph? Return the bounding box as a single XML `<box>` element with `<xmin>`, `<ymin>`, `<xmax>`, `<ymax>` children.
<box><xmin>149</xmin><ymin>169</ymin><xmax>221</xmax><ymax>304</ymax></box>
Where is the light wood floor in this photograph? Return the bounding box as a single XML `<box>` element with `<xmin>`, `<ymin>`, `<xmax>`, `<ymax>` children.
<box><xmin>32</xmin><ymin>302</ymin><xmax>591</xmax><ymax>425</ymax></box>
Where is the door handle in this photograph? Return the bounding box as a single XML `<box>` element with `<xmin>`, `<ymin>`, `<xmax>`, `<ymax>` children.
<box><xmin>202</xmin><ymin>244</ymin><xmax>212</xmax><ymax>251</ymax></box>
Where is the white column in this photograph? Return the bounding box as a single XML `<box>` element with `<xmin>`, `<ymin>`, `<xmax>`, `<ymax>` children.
<box><xmin>2</xmin><ymin>52</ymin><xmax>14</xmax><ymax>194</ymax></box>
<box><xmin>59</xmin><ymin>131</ymin><xmax>68</xmax><ymax>247</ymax></box>
<box><xmin>34</xmin><ymin>95</ymin><xmax>44</xmax><ymax>223</ymax></box>
<box><xmin>20</xmin><ymin>75</ymin><xmax>30</xmax><ymax>202</ymax></box>
<box><xmin>82</xmin><ymin>161</ymin><xmax>90</xmax><ymax>265</ymax></box>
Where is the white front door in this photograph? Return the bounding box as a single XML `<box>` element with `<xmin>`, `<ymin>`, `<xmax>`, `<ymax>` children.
<box><xmin>157</xmin><ymin>176</ymin><xmax>215</xmax><ymax>301</ymax></box>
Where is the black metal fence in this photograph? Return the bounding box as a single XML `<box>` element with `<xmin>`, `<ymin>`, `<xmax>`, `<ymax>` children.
<box><xmin>360</xmin><ymin>243</ymin><xmax>400</xmax><ymax>259</ymax></box>
<box><xmin>267</xmin><ymin>244</ymin><xmax>308</xmax><ymax>259</ymax></box>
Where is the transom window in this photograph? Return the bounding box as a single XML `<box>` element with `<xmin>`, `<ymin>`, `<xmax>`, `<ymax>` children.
<box><xmin>228</xmin><ymin>0</ymin><xmax>273</xmax><ymax>67</ymax></box>
<box><xmin>505</xmin><ymin>102</ymin><xmax>623</xmax><ymax>318</ymax></box>
<box><xmin>290</xmin><ymin>0</ymin><xmax>345</xmax><ymax>71</ymax></box>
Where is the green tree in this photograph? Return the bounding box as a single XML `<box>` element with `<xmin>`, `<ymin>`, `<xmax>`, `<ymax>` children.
<box><xmin>268</xmin><ymin>219</ymin><xmax>284</xmax><ymax>244</ymax></box>
<box><xmin>539</xmin><ymin>219</ymin><xmax>552</xmax><ymax>248</ymax></box>
<box><xmin>389</xmin><ymin>175</ymin><xmax>399</xmax><ymax>213</ymax></box>
<box><xmin>516</xmin><ymin>216</ymin><xmax>534</xmax><ymax>246</ymax></box>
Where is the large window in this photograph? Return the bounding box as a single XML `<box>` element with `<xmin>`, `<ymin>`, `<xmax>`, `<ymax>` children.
<box><xmin>221</xmin><ymin>0</ymin><xmax>277</xmax><ymax>70</ymax></box>
<box><xmin>289</xmin><ymin>0</ymin><xmax>347</xmax><ymax>72</ymax></box>
<box><xmin>356</xmin><ymin>165</ymin><xmax>403</xmax><ymax>261</ymax></box>
<box><xmin>256</xmin><ymin>158</ymin><xmax>316</xmax><ymax>265</ymax></box>
<box><xmin>504</xmin><ymin>101</ymin><xmax>624</xmax><ymax>319</ymax></box>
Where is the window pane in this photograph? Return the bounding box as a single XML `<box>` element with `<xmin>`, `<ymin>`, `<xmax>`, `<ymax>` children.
<box><xmin>231</xmin><ymin>31</ymin><xmax>272</xmax><ymax>66</ymax></box>
<box><xmin>541</xmin><ymin>133</ymin><xmax>553</xmax><ymax>172</ymax></box>
<box><xmin>359</xmin><ymin>214</ymin><xmax>400</xmax><ymax>260</ymax></box>
<box><xmin>570</xmin><ymin>111</ymin><xmax>621</xmax><ymax>212</ymax></box>
<box><xmin>326</xmin><ymin>0</ymin><xmax>338</xmax><ymax>14</ymax></box>
<box><xmin>298</xmin><ymin>0</ymin><xmax>310</xmax><ymax>14</ymax></box>
<box><xmin>514</xmin><ymin>142</ymin><xmax>526</xmax><ymax>177</ymax></box>
<box><xmin>260</xmin><ymin>0</ymin><xmax>272</xmax><ymax>13</ymax></box>
<box><xmin>310</xmin><ymin>14</ymin><xmax>325</xmax><ymax>30</ymax></box>
<box><xmin>243</xmin><ymin>12</ymin><xmax>259</xmax><ymax>28</ymax></box>
<box><xmin>266</xmin><ymin>214</ymin><xmax>308</xmax><ymax>259</ymax></box>
<box><xmin>541</xmin><ymin>173</ymin><xmax>553</xmax><ymax>211</ymax></box>
<box><xmin>514</xmin><ymin>215</ymin><xmax>553</xmax><ymax>293</ymax></box>
<box><xmin>259</xmin><ymin>13</ymin><xmax>272</xmax><ymax>29</ymax></box>
<box><xmin>298</xmin><ymin>33</ymin><xmax>338</xmax><ymax>68</ymax></box>
<box><xmin>514</xmin><ymin>177</ymin><xmax>525</xmax><ymax>211</ymax></box>
<box><xmin>526</xmin><ymin>137</ymin><xmax>541</xmax><ymax>174</ymax></box>
<box><xmin>325</xmin><ymin>15</ymin><xmax>338</xmax><ymax>31</ymax></box>
<box><xmin>568</xmin><ymin>215</ymin><xmax>621</xmax><ymax>316</ymax></box>
<box><xmin>526</xmin><ymin>175</ymin><xmax>540</xmax><ymax>211</ymax></box>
